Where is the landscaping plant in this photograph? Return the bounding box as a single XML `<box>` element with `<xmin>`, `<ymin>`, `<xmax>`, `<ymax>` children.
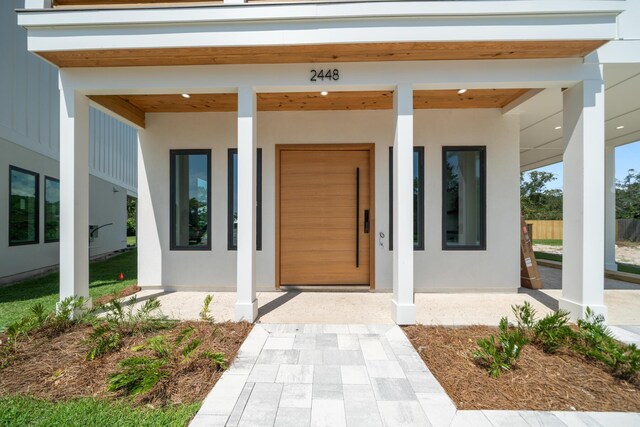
<box><xmin>109</xmin><ymin>325</ymin><xmax>227</xmax><ymax>396</ymax></box>
<box><xmin>85</xmin><ymin>297</ymin><xmax>172</xmax><ymax>360</ymax></box>
<box><xmin>199</xmin><ymin>294</ymin><xmax>215</xmax><ymax>322</ymax></box>
<box><xmin>472</xmin><ymin>317</ymin><xmax>527</xmax><ymax>377</ymax></box>
<box><xmin>573</xmin><ymin>308</ymin><xmax>640</xmax><ymax>381</ymax></box>
<box><xmin>512</xmin><ymin>302</ymin><xmax>573</xmax><ymax>353</ymax></box>
<box><xmin>533</xmin><ymin>310</ymin><xmax>573</xmax><ymax>353</ymax></box>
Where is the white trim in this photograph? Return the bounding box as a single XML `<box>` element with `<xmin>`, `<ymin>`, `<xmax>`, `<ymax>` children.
<box><xmin>59</xmin><ymin>59</ymin><xmax>603</xmax><ymax>95</ymax></box>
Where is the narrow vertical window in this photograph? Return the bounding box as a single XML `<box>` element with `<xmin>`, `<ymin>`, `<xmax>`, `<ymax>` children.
<box><xmin>388</xmin><ymin>147</ymin><xmax>425</xmax><ymax>251</ymax></box>
<box><xmin>170</xmin><ymin>150</ymin><xmax>211</xmax><ymax>250</ymax></box>
<box><xmin>9</xmin><ymin>166</ymin><xmax>39</xmax><ymax>246</ymax></box>
<box><xmin>228</xmin><ymin>148</ymin><xmax>262</xmax><ymax>251</ymax></box>
<box><xmin>44</xmin><ymin>177</ymin><xmax>60</xmax><ymax>242</ymax></box>
<box><xmin>442</xmin><ymin>146</ymin><xmax>486</xmax><ymax>250</ymax></box>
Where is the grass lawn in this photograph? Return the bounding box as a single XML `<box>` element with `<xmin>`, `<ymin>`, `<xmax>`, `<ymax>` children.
<box><xmin>532</xmin><ymin>239</ymin><xmax>563</xmax><ymax>246</ymax></box>
<box><xmin>534</xmin><ymin>251</ymin><xmax>640</xmax><ymax>275</ymax></box>
<box><xmin>533</xmin><ymin>251</ymin><xmax>563</xmax><ymax>263</ymax></box>
<box><xmin>0</xmin><ymin>251</ymin><xmax>137</xmax><ymax>328</ymax></box>
<box><xmin>127</xmin><ymin>235</ymin><xmax>137</xmax><ymax>247</ymax></box>
<box><xmin>0</xmin><ymin>396</ymin><xmax>199</xmax><ymax>427</ymax></box>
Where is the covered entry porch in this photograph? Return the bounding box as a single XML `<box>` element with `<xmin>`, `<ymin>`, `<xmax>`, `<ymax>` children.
<box><xmin>55</xmin><ymin>57</ymin><xmax>608</xmax><ymax>325</ymax></box>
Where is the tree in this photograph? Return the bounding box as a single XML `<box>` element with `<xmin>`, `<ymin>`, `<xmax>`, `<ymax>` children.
<box><xmin>126</xmin><ymin>196</ymin><xmax>137</xmax><ymax>236</ymax></box>
<box><xmin>520</xmin><ymin>171</ymin><xmax>563</xmax><ymax>220</ymax></box>
<box><xmin>616</xmin><ymin>169</ymin><xmax>640</xmax><ymax>219</ymax></box>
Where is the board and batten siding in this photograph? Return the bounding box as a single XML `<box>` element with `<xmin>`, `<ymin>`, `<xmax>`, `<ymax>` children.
<box><xmin>0</xmin><ymin>0</ymin><xmax>137</xmax><ymax>194</ymax></box>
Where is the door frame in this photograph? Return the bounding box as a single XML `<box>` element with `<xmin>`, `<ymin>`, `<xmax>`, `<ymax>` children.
<box><xmin>275</xmin><ymin>143</ymin><xmax>376</xmax><ymax>290</ymax></box>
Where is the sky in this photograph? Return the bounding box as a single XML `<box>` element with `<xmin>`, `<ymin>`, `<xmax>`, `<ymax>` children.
<box><xmin>526</xmin><ymin>141</ymin><xmax>640</xmax><ymax>190</ymax></box>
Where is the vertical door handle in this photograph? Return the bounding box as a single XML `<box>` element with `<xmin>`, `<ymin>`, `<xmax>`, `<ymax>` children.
<box><xmin>364</xmin><ymin>210</ymin><xmax>370</xmax><ymax>234</ymax></box>
<box><xmin>356</xmin><ymin>167</ymin><xmax>360</xmax><ymax>268</ymax></box>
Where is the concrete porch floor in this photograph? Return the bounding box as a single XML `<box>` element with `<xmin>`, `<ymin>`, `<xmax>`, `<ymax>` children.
<box><xmin>131</xmin><ymin>267</ymin><xmax>640</xmax><ymax>326</ymax></box>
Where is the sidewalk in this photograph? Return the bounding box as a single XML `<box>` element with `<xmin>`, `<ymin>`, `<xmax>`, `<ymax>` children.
<box><xmin>189</xmin><ymin>324</ymin><xmax>640</xmax><ymax>427</ymax></box>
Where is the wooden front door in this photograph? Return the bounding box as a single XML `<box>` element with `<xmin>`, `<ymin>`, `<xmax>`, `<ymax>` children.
<box><xmin>277</xmin><ymin>145</ymin><xmax>373</xmax><ymax>287</ymax></box>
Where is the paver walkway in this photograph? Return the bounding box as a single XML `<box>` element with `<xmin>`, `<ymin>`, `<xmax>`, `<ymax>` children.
<box><xmin>190</xmin><ymin>324</ymin><xmax>640</xmax><ymax>427</ymax></box>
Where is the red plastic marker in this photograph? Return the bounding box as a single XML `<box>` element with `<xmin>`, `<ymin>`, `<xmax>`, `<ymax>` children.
<box><xmin>118</xmin><ymin>272</ymin><xmax>124</xmax><ymax>281</ymax></box>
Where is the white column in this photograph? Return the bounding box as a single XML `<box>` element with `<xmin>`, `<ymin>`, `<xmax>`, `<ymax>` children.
<box><xmin>391</xmin><ymin>83</ymin><xmax>416</xmax><ymax>325</ymax></box>
<box><xmin>604</xmin><ymin>145</ymin><xmax>617</xmax><ymax>272</ymax></box>
<box><xmin>59</xmin><ymin>88</ymin><xmax>90</xmax><ymax>305</ymax></box>
<box><xmin>560</xmin><ymin>79</ymin><xmax>607</xmax><ymax>321</ymax></box>
<box><xmin>235</xmin><ymin>86</ymin><xmax>258</xmax><ymax>322</ymax></box>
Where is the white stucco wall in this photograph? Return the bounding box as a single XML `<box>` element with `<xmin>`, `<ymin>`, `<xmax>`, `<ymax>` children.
<box><xmin>138</xmin><ymin>109</ymin><xmax>520</xmax><ymax>292</ymax></box>
<box><xmin>0</xmin><ymin>137</ymin><xmax>129</xmax><ymax>281</ymax></box>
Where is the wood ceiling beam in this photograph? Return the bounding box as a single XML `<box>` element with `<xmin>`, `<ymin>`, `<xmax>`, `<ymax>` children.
<box><xmin>89</xmin><ymin>95</ymin><xmax>146</xmax><ymax>128</ymax></box>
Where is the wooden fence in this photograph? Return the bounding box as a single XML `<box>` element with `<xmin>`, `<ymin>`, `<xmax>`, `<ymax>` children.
<box><xmin>526</xmin><ymin>219</ymin><xmax>640</xmax><ymax>242</ymax></box>
<box><xmin>526</xmin><ymin>220</ymin><xmax>563</xmax><ymax>240</ymax></box>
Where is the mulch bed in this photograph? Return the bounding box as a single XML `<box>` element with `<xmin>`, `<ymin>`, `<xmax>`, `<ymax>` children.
<box><xmin>0</xmin><ymin>321</ymin><xmax>252</xmax><ymax>407</ymax></box>
<box><xmin>93</xmin><ymin>284</ymin><xmax>141</xmax><ymax>306</ymax></box>
<box><xmin>403</xmin><ymin>325</ymin><xmax>640</xmax><ymax>412</ymax></box>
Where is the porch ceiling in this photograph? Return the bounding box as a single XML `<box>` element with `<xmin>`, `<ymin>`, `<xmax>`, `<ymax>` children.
<box><xmin>38</xmin><ymin>41</ymin><xmax>605</xmax><ymax>68</ymax></box>
<box><xmin>89</xmin><ymin>89</ymin><xmax>530</xmax><ymax>128</ymax></box>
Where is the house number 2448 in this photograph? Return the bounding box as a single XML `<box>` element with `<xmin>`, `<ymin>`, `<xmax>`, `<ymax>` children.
<box><xmin>310</xmin><ymin>69</ymin><xmax>340</xmax><ymax>82</ymax></box>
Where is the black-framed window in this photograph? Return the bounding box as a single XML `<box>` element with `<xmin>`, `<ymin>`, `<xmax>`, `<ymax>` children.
<box><xmin>442</xmin><ymin>146</ymin><xmax>486</xmax><ymax>250</ymax></box>
<box><xmin>9</xmin><ymin>166</ymin><xmax>39</xmax><ymax>246</ymax></box>
<box><xmin>170</xmin><ymin>149</ymin><xmax>211</xmax><ymax>250</ymax></box>
<box><xmin>228</xmin><ymin>148</ymin><xmax>262</xmax><ymax>251</ymax></box>
<box><xmin>388</xmin><ymin>147</ymin><xmax>425</xmax><ymax>251</ymax></box>
<box><xmin>44</xmin><ymin>177</ymin><xmax>60</xmax><ymax>243</ymax></box>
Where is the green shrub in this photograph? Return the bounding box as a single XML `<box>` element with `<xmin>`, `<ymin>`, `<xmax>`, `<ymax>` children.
<box><xmin>202</xmin><ymin>351</ymin><xmax>227</xmax><ymax>370</ymax></box>
<box><xmin>573</xmin><ymin>308</ymin><xmax>640</xmax><ymax>380</ymax></box>
<box><xmin>473</xmin><ymin>317</ymin><xmax>527</xmax><ymax>377</ymax></box>
<box><xmin>49</xmin><ymin>296</ymin><xmax>93</xmax><ymax>334</ymax></box>
<box><xmin>199</xmin><ymin>295</ymin><xmax>214</xmax><ymax>323</ymax></box>
<box><xmin>108</xmin><ymin>356</ymin><xmax>169</xmax><ymax>396</ymax></box>
<box><xmin>533</xmin><ymin>310</ymin><xmax>574</xmax><ymax>353</ymax></box>
<box><xmin>85</xmin><ymin>297</ymin><xmax>172</xmax><ymax>360</ymax></box>
<box><xmin>108</xmin><ymin>325</ymin><xmax>221</xmax><ymax>397</ymax></box>
<box><xmin>512</xmin><ymin>301</ymin><xmax>537</xmax><ymax>333</ymax></box>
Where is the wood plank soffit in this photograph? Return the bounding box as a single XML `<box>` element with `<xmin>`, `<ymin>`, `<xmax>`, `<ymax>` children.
<box><xmin>89</xmin><ymin>89</ymin><xmax>532</xmax><ymax>118</ymax></box>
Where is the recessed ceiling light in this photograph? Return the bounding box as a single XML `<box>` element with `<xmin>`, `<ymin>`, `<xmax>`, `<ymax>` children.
<box><xmin>457</xmin><ymin>89</ymin><xmax>467</xmax><ymax>94</ymax></box>
<box><xmin>616</xmin><ymin>125</ymin><xmax>625</xmax><ymax>130</ymax></box>
<box><xmin>181</xmin><ymin>93</ymin><xmax>191</xmax><ymax>99</ymax></box>
<box><xmin>555</xmin><ymin>126</ymin><xmax>562</xmax><ymax>130</ymax></box>
<box><xmin>320</xmin><ymin>91</ymin><xmax>329</xmax><ymax>96</ymax></box>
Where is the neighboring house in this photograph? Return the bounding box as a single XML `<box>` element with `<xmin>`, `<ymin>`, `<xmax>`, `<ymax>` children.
<box><xmin>0</xmin><ymin>0</ymin><xmax>137</xmax><ymax>285</ymax></box>
<box><xmin>16</xmin><ymin>0</ymin><xmax>640</xmax><ymax>324</ymax></box>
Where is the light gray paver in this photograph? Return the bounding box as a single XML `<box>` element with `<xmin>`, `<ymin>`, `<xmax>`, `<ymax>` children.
<box><xmin>313</xmin><ymin>365</ymin><xmax>342</xmax><ymax>384</ymax></box>
<box><xmin>312</xmin><ymin>383</ymin><xmax>343</xmax><ymax>400</ymax></box>
<box><xmin>377</xmin><ymin>401</ymin><xmax>432</xmax><ymax>427</ymax></box>
<box><xmin>226</xmin><ymin>382</ymin><xmax>255</xmax><ymax>426</ymax></box>
<box><xmin>189</xmin><ymin>324</ymin><xmax>640</xmax><ymax>427</ymax></box>
<box><xmin>340</xmin><ymin>365</ymin><xmax>370</xmax><ymax>385</ymax></box>
<box><xmin>586</xmin><ymin>412</ymin><xmax>640</xmax><ymax>426</ymax></box>
<box><xmin>482</xmin><ymin>410</ymin><xmax>530</xmax><ymax>427</ymax></box>
<box><xmin>279</xmin><ymin>383</ymin><xmax>313</xmax><ymax>409</ymax></box>
<box><xmin>371</xmin><ymin>377</ymin><xmax>416</xmax><ymax>401</ymax></box>
<box><xmin>189</xmin><ymin>414</ymin><xmax>229</xmax><ymax>427</ymax></box>
<box><xmin>263</xmin><ymin>336</ymin><xmax>295</xmax><ymax>350</ymax></box>
<box><xmin>237</xmin><ymin>383</ymin><xmax>283</xmax><ymax>427</ymax></box>
<box><xmin>310</xmin><ymin>399</ymin><xmax>347</xmax><ymax>427</ymax></box>
<box><xmin>275</xmin><ymin>364</ymin><xmax>313</xmax><ymax>383</ymax></box>
<box><xmin>551</xmin><ymin>412</ymin><xmax>603</xmax><ymax>426</ymax></box>
<box><xmin>608</xmin><ymin>326</ymin><xmax>640</xmax><ymax>345</ymax></box>
<box><xmin>416</xmin><ymin>392</ymin><xmax>457</xmax><ymax>427</ymax></box>
<box><xmin>274</xmin><ymin>407</ymin><xmax>312</xmax><ymax>427</ymax></box>
<box><xmin>450</xmin><ymin>410</ymin><xmax>493</xmax><ymax>427</ymax></box>
<box><xmin>247</xmin><ymin>364</ymin><xmax>280</xmax><ymax>383</ymax></box>
<box><xmin>518</xmin><ymin>411</ymin><xmax>568</xmax><ymax>427</ymax></box>
<box><xmin>365</xmin><ymin>359</ymin><xmax>406</xmax><ymax>378</ymax></box>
